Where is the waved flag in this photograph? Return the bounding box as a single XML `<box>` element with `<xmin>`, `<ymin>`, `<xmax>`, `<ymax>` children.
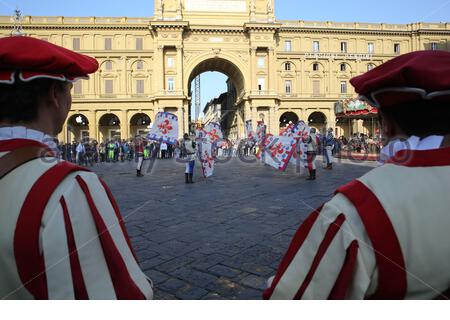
<box><xmin>204</xmin><ymin>122</ymin><xmax>223</xmax><ymax>144</ymax></box>
<box><xmin>256</xmin><ymin>121</ymin><xmax>266</xmax><ymax>144</ymax></box>
<box><xmin>263</xmin><ymin>135</ymin><xmax>297</xmax><ymax>171</ymax></box>
<box><xmin>280</xmin><ymin>123</ymin><xmax>295</xmax><ymax>137</ymax></box>
<box><xmin>199</xmin><ymin>142</ymin><xmax>215</xmax><ymax>178</ymax></box>
<box><xmin>147</xmin><ymin>112</ymin><xmax>178</xmax><ymax>145</ymax></box>
<box><xmin>245</xmin><ymin>120</ymin><xmax>256</xmax><ymax>141</ymax></box>
<box><xmin>195</xmin><ymin>127</ymin><xmax>207</xmax><ymax>140</ymax></box>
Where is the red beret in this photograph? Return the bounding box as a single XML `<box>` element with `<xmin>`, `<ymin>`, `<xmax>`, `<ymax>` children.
<box><xmin>0</xmin><ymin>36</ymin><xmax>99</xmax><ymax>84</ymax></box>
<box><xmin>350</xmin><ymin>50</ymin><xmax>450</xmax><ymax>109</ymax></box>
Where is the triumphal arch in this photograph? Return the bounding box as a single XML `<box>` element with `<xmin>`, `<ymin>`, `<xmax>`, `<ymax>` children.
<box><xmin>1</xmin><ymin>0</ymin><xmax>449</xmax><ymax>142</ymax></box>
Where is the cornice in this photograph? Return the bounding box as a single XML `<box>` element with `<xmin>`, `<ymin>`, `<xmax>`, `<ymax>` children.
<box><xmin>279</xmin><ymin>27</ymin><xmax>414</xmax><ymax>37</ymax></box>
<box><xmin>244</xmin><ymin>22</ymin><xmax>282</xmax><ymax>32</ymax></box>
<box><xmin>150</xmin><ymin>21</ymin><xmax>189</xmax><ymax>30</ymax></box>
<box><xmin>0</xmin><ymin>24</ymin><xmax>149</xmax><ymax>31</ymax></box>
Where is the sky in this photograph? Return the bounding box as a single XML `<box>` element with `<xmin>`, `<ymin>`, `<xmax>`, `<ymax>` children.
<box><xmin>1</xmin><ymin>0</ymin><xmax>449</xmax><ymax>117</ymax></box>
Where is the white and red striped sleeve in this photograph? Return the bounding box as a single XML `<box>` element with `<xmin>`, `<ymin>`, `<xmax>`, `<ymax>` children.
<box><xmin>40</xmin><ymin>171</ymin><xmax>153</xmax><ymax>300</ymax></box>
<box><xmin>263</xmin><ymin>194</ymin><xmax>377</xmax><ymax>300</ymax></box>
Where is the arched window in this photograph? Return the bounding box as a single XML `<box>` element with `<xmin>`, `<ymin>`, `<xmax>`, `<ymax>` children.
<box><xmin>313</xmin><ymin>63</ymin><xmax>319</xmax><ymax>71</ymax></box>
<box><xmin>340</xmin><ymin>63</ymin><xmax>347</xmax><ymax>72</ymax></box>
<box><xmin>280</xmin><ymin>112</ymin><xmax>299</xmax><ymax>128</ymax></box>
<box><xmin>136</xmin><ymin>60</ymin><xmax>144</xmax><ymax>70</ymax></box>
<box><xmin>285</xmin><ymin>62</ymin><xmax>291</xmax><ymax>71</ymax></box>
<box><xmin>367</xmin><ymin>63</ymin><xmax>375</xmax><ymax>71</ymax></box>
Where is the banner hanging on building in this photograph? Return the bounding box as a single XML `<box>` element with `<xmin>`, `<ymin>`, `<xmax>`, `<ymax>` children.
<box><xmin>147</xmin><ymin>112</ymin><xmax>178</xmax><ymax>145</ymax></box>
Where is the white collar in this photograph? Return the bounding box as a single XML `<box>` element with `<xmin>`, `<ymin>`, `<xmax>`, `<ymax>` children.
<box><xmin>0</xmin><ymin>126</ymin><xmax>58</xmax><ymax>150</ymax></box>
<box><xmin>379</xmin><ymin>135</ymin><xmax>444</xmax><ymax>164</ymax></box>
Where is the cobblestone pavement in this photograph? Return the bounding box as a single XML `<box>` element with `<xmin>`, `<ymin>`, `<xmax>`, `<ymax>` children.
<box><xmin>94</xmin><ymin>156</ymin><xmax>376</xmax><ymax>300</ymax></box>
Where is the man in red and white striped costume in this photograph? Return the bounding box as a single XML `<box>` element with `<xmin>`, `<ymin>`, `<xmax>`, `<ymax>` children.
<box><xmin>264</xmin><ymin>51</ymin><xmax>450</xmax><ymax>300</ymax></box>
<box><xmin>0</xmin><ymin>36</ymin><xmax>153</xmax><ymax>299</ymax></box>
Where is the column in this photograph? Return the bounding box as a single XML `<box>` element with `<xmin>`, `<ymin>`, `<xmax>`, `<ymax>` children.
<box><xmin>154</xmin><ymin>45</ymin><xmax>164</xmax><ymax>94</ymax></box>
<box><xmin>121</xmin><ymin>56</ymin><xmax>127</xmax><ymax>96</ymax></box>
<box><xmin>269</xmin><ymin>105</ymin><xmax>276</xmax><ymax>134</ymax></box>
<box><xmin>120</xmin><ymin>110</ymin><xmax>129</xmax><ymax>140</ymax></box>
<box><xmin>328</xmin><ymin>58</ymin><xmax>333</xmax><ymax>97</ymax></box>
<box><xmin>87</xmin><ymin>111</ymin><xmax>97</xmax><ymax>141</ymax></box>
<box><xmin>178</xmin><ymin>106</ymin><xmax>185</xmax><ymax>138</ymax></box>
<box><xmin>176</xmin><ymin>45</ymin><xmax>184</xmax><ymax>95</ymax></box>
<box><xmin>250</xmin><ymin>47</ymin><xmax>257</xmax><ymax>93</ymax></box>
<box><xmin>300</xmin><ymin>58</ymin><xmax>306</xmax><ymax>98</ymax></box>
<box><xmin>58</xmin><ymin>123</ymin><xmax>66</xmax><ymax>143</ymax></box>
<box><xmin>268</xmin><ymin>48</ymin><xmax>276</xmax><ymax>93</ymax></box>
<box><xmin>237</xmin><ymin>104</ymin><xmax>245</xmax><ymax>139</ymax></box>
<box><xmin>244</xmin><ymin>100</ymin><xmax>252</xmax><ymax>122</ymax></box>
<box><xmin>183</xmin><ymin>100</ymin><xmax>189</xmax><ymax>137</ymax></box>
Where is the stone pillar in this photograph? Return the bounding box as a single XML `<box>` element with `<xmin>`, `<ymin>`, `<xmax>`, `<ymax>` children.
<box><xmin>300</xmin><ymin>58</ymin><xmax>306</xmax><ymax>99</ymax></box>
<box><xmin>120</xmin><ymin>56</ymin><xmax>127</xmax><ymax>96</ymax></box>
<box><xmin>87</xmin><ymin>111</ymin><xmax>97</xmax><ymax>141</ymax></box>
<box><xmin>183</xmin><ymin>100</ymin><xmax>189</xmax><ymax>137</ymax></box>
<box><xmin>269</xmin><ymin>105</ymin><xmax>276</xmax><ymax>135</ymax></box>
<box><xmin>155</xmin><ymin>45</ymin><xmax>164</xmax><ymax>94</ymax></box>
<box><xmin>250</xmin><ymin>47</ymin><xmax>257</xmax><ymax>92</ymax></box>
<box><xmin>237</xmin><ymin>105</ymin><xmax>245</xmax><ymax>139</ymax></box>
<box><xmin>58</xmin><ymin>123</ymin><xmax>66</xmax><ymax>143</ymax></box>
<box><xmin>244</xmin><ymin>100</ymin><xmax>252</xmax><ymax>122</ymax></box>
<box><xmin>268</xmin><ymin>48</ymin><xmax>276</xmax><ymax>93</ymax></box>
<box><xmin>178</xmin><ymin>106</ymin><xmax>185</xmax><ymax>138</ymax></box>
<box><xmin>120</xmin><ymin>110</ymin><xmax>129</xmax><ymax>140</ymax></box>
<box><xmin>176</xmin><ymin>45</ymin><xmax>184</xmax><ymax>95</ymax></box>
<box><xmin>328</xmin><ymin>58</ymin><xmax>333</xmax><ymax>96</ymax></box>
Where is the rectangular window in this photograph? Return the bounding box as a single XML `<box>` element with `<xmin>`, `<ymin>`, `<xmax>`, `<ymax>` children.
<box><xmin>313</xmin><ymin>41</ymin><xmax>320</xmax><ymax>52</ymax></box>
<box><xmin>136</xmin><ymin>80</ymin><xmax>145</xmax><ymax>94</ymax></box>
<box><xmin>73</xmin><ymin>81</ymin><xmax>82</xmax><ymax>95</ymax></box>
<box><xmin>284</xmin><ymin>40</ymin><xmax>292</xmax><ymax>52</ymax></box>
<box><xmin>105</xmin><ymin>80</ymin><xmax>113</xmax><ymax>94</ymax></box>
<box><xmin>167</xmin><ymin>57</ymin><xmax>174</xmax><ymax>68</ymax></box>
<box><xmin>105</xmin><ymin>61</ymin><xmax>112</xmax><ymax>71</ymax></box>
<box><xmin>312</xmin><ymin>80</ymin><xmax>320</xmax><ymax>95</ymax></box>
<box><xmin>341</xmin><ymin>81</ymin><xmax>347</xmax><ymax>94</ymax></box>
<box><xmin>431</xmin><ymin>42</ymin><xmax>438</xmax><ymax>50</ymax></box>
<box><xmin>257</xmin><ymin>57</ymin><xmax>265</xmax><ymax>68</ymax></box>
<box><xmin>394</xmin><ymin>43</ymin><xmax>400</xmax><ymax>54</ymax></box>
<box><xmin>136</xmin><ymin>38</ymin><xmax>143</xmax><ymax>50</ymax></box>
<box><xmin>167</xmin><ymin>77</ymin><xmax>175</xmax><ymax>91</ymax></box>
<box><xmin>258</xmin><ymin>78</ymin><xmax>265</xmax><ymax>91</ymax></box>
<box><xmin>340</xmin><ymin>41</ymin><xmax>347</xmax><ymax>53</ymax></box>
<box><xmin>136</xmin><ymin>61</ymin><xmax>144</xmax><ymax>70</ymax></box>
<box><xmin>285</xmin><ymin>80</ymin><xmax>292</xmax><ymax>95</ymax></box>
<box><xmin>368</xmin><ymin>42</ymin><xmax>374</xmax><ymax>54</ymax></box>
<box><xmin>105</xmin><ymin>38</ymin><xmax>112</xmax><ymax>50</ymax></box>
<box><xmin>73</xmin><ymin>38</ymin><xmax>80</xmax><ymax>51</ymax></box>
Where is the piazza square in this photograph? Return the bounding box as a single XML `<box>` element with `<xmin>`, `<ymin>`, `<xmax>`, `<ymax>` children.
<box><xmin>0</xmin><ymin>0</ymin><xmax>450</xmax><ymax>308</ymax></box>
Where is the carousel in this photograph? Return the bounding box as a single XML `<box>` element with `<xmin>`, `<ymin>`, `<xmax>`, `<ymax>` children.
<box><xmin>334</xmin><ymin>98</ymin><xmax>381</xmax><ymax>159</ymax></box>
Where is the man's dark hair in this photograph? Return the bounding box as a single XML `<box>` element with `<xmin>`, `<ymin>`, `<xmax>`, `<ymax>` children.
<box><xmin>379</xmin><ymin>102</ymin><xmax>450</xmax><ymax>137</ymax></box>
<box><xmin>0</xmin><ymin>77</ymin><xmax>60</xmax><ymax>123</ymax></box>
